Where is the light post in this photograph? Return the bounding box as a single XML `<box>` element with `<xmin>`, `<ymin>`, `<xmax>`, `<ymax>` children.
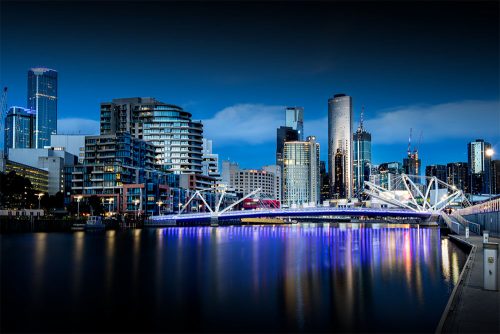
<box><xmin>108</xmin><ymin>198</ymin><xmax>114</xmax><ymax>216</ymax></box>
<box><xmin>134</xmin><ymin>199</ymin><xmax>140</xmax><ymax>220</ymax></box>
<box><xmin>486</xmin><ymin>148</ymin><xmax>494</xmax><ymax>199</ymax></box>
<box><xmin>198</xmin><ymin>204</ymin><xmax>203</xmax><ymax>212</ymax></box>
<box><xmin>178</xmin><ymin>203</ymin><xmax>182</xmax><ymax>214</ymax></box>
<box><xmin>37</xmin><ymin>193</ymin><xmax>44</xmax><ymax>210</ymax></box>
<box><xmin>156</xmin><ymin>201</ymin><xmax>163</xmax><ymax>216</ymax></box>
<box><xmin>76</xmin><ymin>195</ymin><xmax>83</xmax><ymax>217</ymax></box>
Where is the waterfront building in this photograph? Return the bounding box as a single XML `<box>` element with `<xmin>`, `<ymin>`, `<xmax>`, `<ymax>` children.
<box><xmin>51</xmin><ymin>134</ymin><xmax>86</xmax><ymax>164</ymax></box>
<box><xmin>328</xmin><ymin>94</ymin><xmax>353</xmax><ymax>199</ymax></box>
<box><xmin>4</xmin><ymin>107</ymin><xmax>36</xmax><ymax>154</ymax></box>
<box><xmin>425</xmin><ymin>165</ymin><xmax>447</xmax><ymax>186</ymax></box>
<box><xmin>8</xmin><ymin>147</ymin><xmax>78</xmax><ymax>196</ymax></box>
<box><xmin>446</xmin><ymin>162</ymin><xmax>469</xmax><ymax>193</ymax></box>
<box><xmin>467</xmin><ymin>139</ymin><xmax>492</xmax><ymax>194</ymax></box>
<box><xmin>228</xmin><ymin>164</ymin><xmax>281</xmax><ymax>201</ymax></box>
<box><xmin>283</xmin><ymin>136</ymin><xmax>320</xmax><ymax>206</ymax></box>
<box><xmin>0</xmin><ymin>155</ymin><xmax>49</xmax><ymax>193</ymax></box>
<box><xmin>201</xmin><ymin>139</ymin><xmax>220</xmax><ymax>180</ymax></box>
<box><xmin>71</xmin><ymin>132</ymin><xmax>164</xmax><ymax>211</ymax></box>
<box><xmin>353</xmin><ymin>109</ymin><xmax>371</xmax><ymax>196</ymax></box>
<box><xmin>100</xmin><ymin>97</ymin><xmax>203</xmax><ymax>174</ymax></box>
<box><xmin>285</xmin><ymin>107</ymin><xmax>304</xmax><ymax>140</ymax></box>
<box><xmin>27</xmin><ymin>68</ymin><xmax>58</xmax><ymax>148</ymax></box>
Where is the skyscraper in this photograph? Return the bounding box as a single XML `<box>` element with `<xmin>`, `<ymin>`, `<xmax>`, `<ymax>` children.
<box><xmin>328</xmin><ymin>94</ymin><xmax>353</xmax><ymax>199</ymax></box>
<box><xmin>425</xmin><ymin>165</ymin><xmax>447</xmax><ymax>186</ymax></box>
<box><xmin>4</xmin><ymin>107</ymin><xmax>36</xmax><ymax>153</ymax></box>
<box><xmin>27</xmin><ymin>68</ymin><xmax>58</xmax><ymax>148</ymax></box>
<box><xmin>447</xmin><ymin>162</ymin><xmax>469</xmax><ymax>193</ymax></box>
<box><xmin>492</xmin><ymin>160</ymin><xmax>500</xmax><ymax>195</ymax></box>
<box><xmin>201</xmin><ymin>139</ymin><xmax>220</xmax><ymax>180</ymax></box>
<box><xmin>285</xmin><ymin>107</ymin><xmax>304</xmax><ymax>140</ymax></box>
<box><xmin>352</xmin><ymin>107</ymin><xmax>371</xmax><ymax>196</ymax></box>
<box><xmin>468</xmin><ymin>139</ymin><xmax>492</xmax><ymax>194</ymax></box>
<box><xmin>100</xmin><ymin>97</ymin><xmax>203</xmax><ymax>174</ymax></box>
<box><xmin>283</xmin><ymin>136</ymin><xmax>320</xmax><ymax>206</ymax></box>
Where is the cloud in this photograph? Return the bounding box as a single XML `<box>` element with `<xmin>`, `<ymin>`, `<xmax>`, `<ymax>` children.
<box><xmin>365</xmin><ymin>100</ymin><xmax>500</xmax><ymax>144</ymax></box>
<box><xmin>58</xmin><ymin>118</ymin><xmax>100</xmax><ymax>135</ymax></box>
<box><xmin>202</xmin><ymin>104</ymin><xmax>284</xmax><ymax>145</ymax></box>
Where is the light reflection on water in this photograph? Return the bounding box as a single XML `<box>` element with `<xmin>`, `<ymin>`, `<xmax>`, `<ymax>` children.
<box><xmin>1</xmin><ymin>224</ymin><xmax>466</xmax><ymax>333</ymax></box>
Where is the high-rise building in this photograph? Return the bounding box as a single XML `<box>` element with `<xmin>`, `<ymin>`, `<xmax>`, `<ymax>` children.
<box><xmin>201</xmin><ymin>139</ymin><xmax>220</xmax><ymax>180</ymax></box>
<box><xmin>446</xmin><ymin>162</ymin><xmax>469</xmax><ymax>193</ymax></box>
<box><xmin>27</xmin><ymin>68</ymin><xmax>58</xmax><ymax>148</ymax></box>
<box><xmin>320</xmin><ymin>160</ymin><xmax>329</xmax><ymax>202</ymax></box>
<box><xmin>328</xmin><ymin>94</ymin><xmax>353</xmax><ymax>199</ymax></box>
<box><xmin>467</xmin><ymin>139</ymin><xmax>492</xmax><ymax>194</ymax></box>
<box><xmin>4</xmin><ymin>107</ymin><xmax>36</xmax><ymax>153</ymax></box>
<box><xmin>285</xmin><ymin>107</ymin><xmax>304</xmax><ymax>140</ymax></box>
<box><xmin>425</xmin><ymin>165</ymin><xmax>447</xmax><ymax>186</ymax></box>
<box><xmin>221</xmin><ymin>160</ymin><xmax>240</xmax><ymax>187</ymax></box>
<box><xmin>229</xmin><ymin>166</ymin><xmax>281</xmax><ymax>201</ymax></box>
<box><xmin>492</xmin><ymin>160</ymin><xmax>500</xmax><ymax>195</ymax></box>
<box><xmin>353</xmin><ymin>108</ymin><xmax>371</xmax><ymax>196</ymax></box>
<box><xmin>276</xmin><ymin>126</ymin><xmax>299</xmax><ymax>198</ymax></box>
<box><xmin>100</xmin><ymin>97</ymin><xmax>203</xmax><ymax>174</ymax></box>
<box><xmin>283</xmin><ymin>136</ymin><xmax>320</xmax><ymax>206</ymax></box>
<box><xmin>370</xmin><ymin>162</ymin><xmax>403</xmax><ymax>190</ymax></box>
<box><xmin>403</xmin><ymin>152</ymin><xmax>421</xmax><ymax>182</ymax></box>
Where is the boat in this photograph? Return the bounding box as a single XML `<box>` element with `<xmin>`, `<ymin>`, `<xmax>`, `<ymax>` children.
<box><xmin>241</xmin><ymin>217</ymin><xmax>285</xmax><ymax>224</ymax></box>
<box><xmin>85</xmin><ymin>216</ymin><xmax>105</xmax><ymax>230</ymax></box>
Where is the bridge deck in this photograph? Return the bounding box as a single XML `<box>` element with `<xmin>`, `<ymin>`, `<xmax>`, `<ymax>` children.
<box><xmin>147</xmin><ymin>207</ymin><xmax>432</xmax><ymax>225</ymax></box>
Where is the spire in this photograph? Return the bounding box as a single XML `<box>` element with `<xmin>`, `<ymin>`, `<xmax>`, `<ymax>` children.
<box><xmin>360</xmin><ymin>105</ymin><xmax>364</xmax><ymax>130</ymax></box>
<box><xmin>408</xmin><ymin>128</ymin><xmax>412</xmax><ymax>157</ymax></box>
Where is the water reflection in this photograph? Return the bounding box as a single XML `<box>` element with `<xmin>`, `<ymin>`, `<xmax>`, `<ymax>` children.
<box><xmin>1</xmin><ymin>224</ymin><xmax>467</xmax><ymax>333</ymax></box>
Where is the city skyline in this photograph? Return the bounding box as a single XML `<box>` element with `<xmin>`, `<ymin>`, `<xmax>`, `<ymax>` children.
<box><xmin>1</xmin><ymin>1</ymin><xmax>499</xmax><ymax>170</ymax></box>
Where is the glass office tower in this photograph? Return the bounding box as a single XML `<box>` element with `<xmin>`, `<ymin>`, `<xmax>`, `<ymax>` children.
<box><xmin>285</xmin><ymin>107</ymin><xmax>304</xmax><ymax>140</ymax></box>
<box><xmin>328</xmin><ymin>94</ymin><xmax>353</xmax><ymax>199</ymax></box>
<box><xmin>4</xmin><ymin>107</ymin><xmax>36</xmax><ymax>154</ymax></box>
<box><xmin>28</xmin><ymin>68</ymin><xmax>58</xmax><ymax>149</ymax></box>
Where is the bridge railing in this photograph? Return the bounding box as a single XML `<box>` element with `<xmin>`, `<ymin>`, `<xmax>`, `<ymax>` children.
<box><xmin>456</xmin><ymin>198</ymin><xmax>500</xmax><ymax>216</ymax></box>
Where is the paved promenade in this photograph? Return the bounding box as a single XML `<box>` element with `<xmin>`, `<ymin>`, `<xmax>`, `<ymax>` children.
<box><xmin>438</xmin><ymin>234</ymin><xmax>500</xmax><ymax>333</ymax></box>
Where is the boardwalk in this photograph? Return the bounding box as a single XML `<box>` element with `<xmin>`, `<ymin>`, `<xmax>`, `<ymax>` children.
<box><xmin>438</xmin><ymin>234</ymin><xmax>500</xmax><ymax>333</ymax></box>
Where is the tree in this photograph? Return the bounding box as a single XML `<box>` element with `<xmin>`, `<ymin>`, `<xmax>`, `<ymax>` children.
<box><xmin>0</xmin><ymin>171</ymin><xmax>37</xmax><ymax>209</ymax></box>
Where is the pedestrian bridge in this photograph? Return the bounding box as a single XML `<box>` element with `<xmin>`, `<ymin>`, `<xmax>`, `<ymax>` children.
<box><xmin>147</xmin><ymin>206</ymin><xmax>432</xmax><ymax>226</ymax></box>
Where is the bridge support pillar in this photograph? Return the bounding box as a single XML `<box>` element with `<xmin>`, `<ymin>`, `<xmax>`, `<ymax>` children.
<box><xmin>210</xmin><ymin>215</ymin><xmax>219</xmax><ymax>227</ymax></box>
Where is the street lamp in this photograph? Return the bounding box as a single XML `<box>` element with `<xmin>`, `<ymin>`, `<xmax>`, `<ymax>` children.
<box><xmin>198</xmin><ymin>204</ymin><xmax>203</xmax><ymax>212</ymax></box>
<box><xmin>156</xmin><ymin>201</ymin><xmax>163</xmax><ymax>216</ymax></box>
<box><xmin>486</xmin><ymin>148</ymin><xmax>494</xmax><ymax>198</ymax></box>
<box><xmin>76</xmin><ymin>196</ymin><xmax>83</xmax><ymax>217</ymax></box>
<box><xmin>108</xmin><ymin>198</ymin><xmax>114</xmax><ymax>216</ymax></box>
<box><xmin>134</xmin><ymin>199</ymin><xmax>140</xmax><ymax>220</ymax></box>
<box><xmin>37</xmin><ymin>193</ymin><xmax>44</xmax><ymax>210</ymax></box>
<box><xmin>178</xmin><ymin>202</ymin><xmax>182</xmax><ymax>214</ymax></box>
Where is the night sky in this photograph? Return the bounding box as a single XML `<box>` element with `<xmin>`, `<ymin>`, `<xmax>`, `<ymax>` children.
<box><xmin>1</xmin><ymin>1</ymin><xmax>499</xmax><ymax>170</ymax></box>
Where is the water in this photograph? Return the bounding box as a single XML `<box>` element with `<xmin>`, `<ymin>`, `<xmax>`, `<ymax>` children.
<box><xmin>1</xmin><ymin>224</ymin><xmax>467</xmax><ymax>333</ymax></box>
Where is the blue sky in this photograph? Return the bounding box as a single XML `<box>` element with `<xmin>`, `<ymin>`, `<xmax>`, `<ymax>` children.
<box><xmin>1</xmin><ymin>1</ymin><xmax>499</xmax><ymax>170</ymax></box>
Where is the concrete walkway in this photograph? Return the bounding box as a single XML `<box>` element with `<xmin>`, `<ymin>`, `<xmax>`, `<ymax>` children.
<box><xmin>438</xmin><ymin>234</ymin><xmax>500</xmax><ymax>333</ymax></box>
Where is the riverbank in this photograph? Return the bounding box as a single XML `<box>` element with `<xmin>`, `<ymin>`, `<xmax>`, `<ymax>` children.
<box><xmin>437</xmin><ymin>234</ymin><xmax>500</xmax><ymax>333</ymax></box>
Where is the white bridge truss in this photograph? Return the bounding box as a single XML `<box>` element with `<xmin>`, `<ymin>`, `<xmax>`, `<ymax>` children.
<box><xmin>177</xmin><ymin>186</ymin><xmax>262</xmax><ymax>217</ymax></box>
<box><xmin>364</xmin><ymin>173</ymin><xmax>470</xmax><ymax>213</ymax></box>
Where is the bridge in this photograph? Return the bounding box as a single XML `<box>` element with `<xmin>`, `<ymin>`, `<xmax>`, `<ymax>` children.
<box><xmin>147</xmin><ymin>174</ymin><xmax>467</xmax><ymax>226</ymax></box>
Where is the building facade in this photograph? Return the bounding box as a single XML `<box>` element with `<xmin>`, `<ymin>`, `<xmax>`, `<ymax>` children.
<box><xmin>228</xmin><ymin>165</ymin><xmax>281</xmax><ymax>201</ymax></box>
<box><xmin>283</xmin><ymin>136</ymin><xmax>320</xmax><ymax>206</ymax></box>
<box><xmin>425</xmin><ymin>165</ymin><xmax>447</xmax><ymax>186</ymax></box>
<box><xmin>27</xmin><ymin>68</ymin><xmax>58</xmax><ymax>149</ymax></box>
<box><xmin>201</xmin><ymin>139</ymin><xmax>220</xmax><ymax>180</ymax></box>
<box><xmin>100</xmin><ymin>97</ymin><xmax>203</xmax><ymax>174</ymax></box>
<box><xmin>285</xmin><ymin>107</ymin><xmax>304</xmax><ymax>140</ymax></box>
<box><xmin>4</xmin><ymin>107</ymin><xmax>36</xmax><ymax>153</ymax></box>
<box><xmin>51</xmin><ymin>134</ymin><xmax>86</xmax><ymax>164</ymax></box>
<box><xmin>446</xmin><ymin>162</ymin><xmax>469</xmax><ymax>193</ymax></box>
<box><xmin>353</xmin><ymin>118</ymin><xmax>371</xmax><ymax>196</ymax></box>
<box><xmin>328</xmin><ymin>94</ymin><xmax>353</xmax><ymax>199</ymax></box>
<box><xmin>468</xmin><ymin>139</ymin><xmax>492</xmax><ymax>194</ymax></box>
<box><xmin>492</xmin><ymin>160</ymin><xmax>500</xmax><ymax>195</ymax></box>
<box><xmin>1</xmin><ymin>158</ymin><xmax>49</xmax><ymax>193</ymax></box>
